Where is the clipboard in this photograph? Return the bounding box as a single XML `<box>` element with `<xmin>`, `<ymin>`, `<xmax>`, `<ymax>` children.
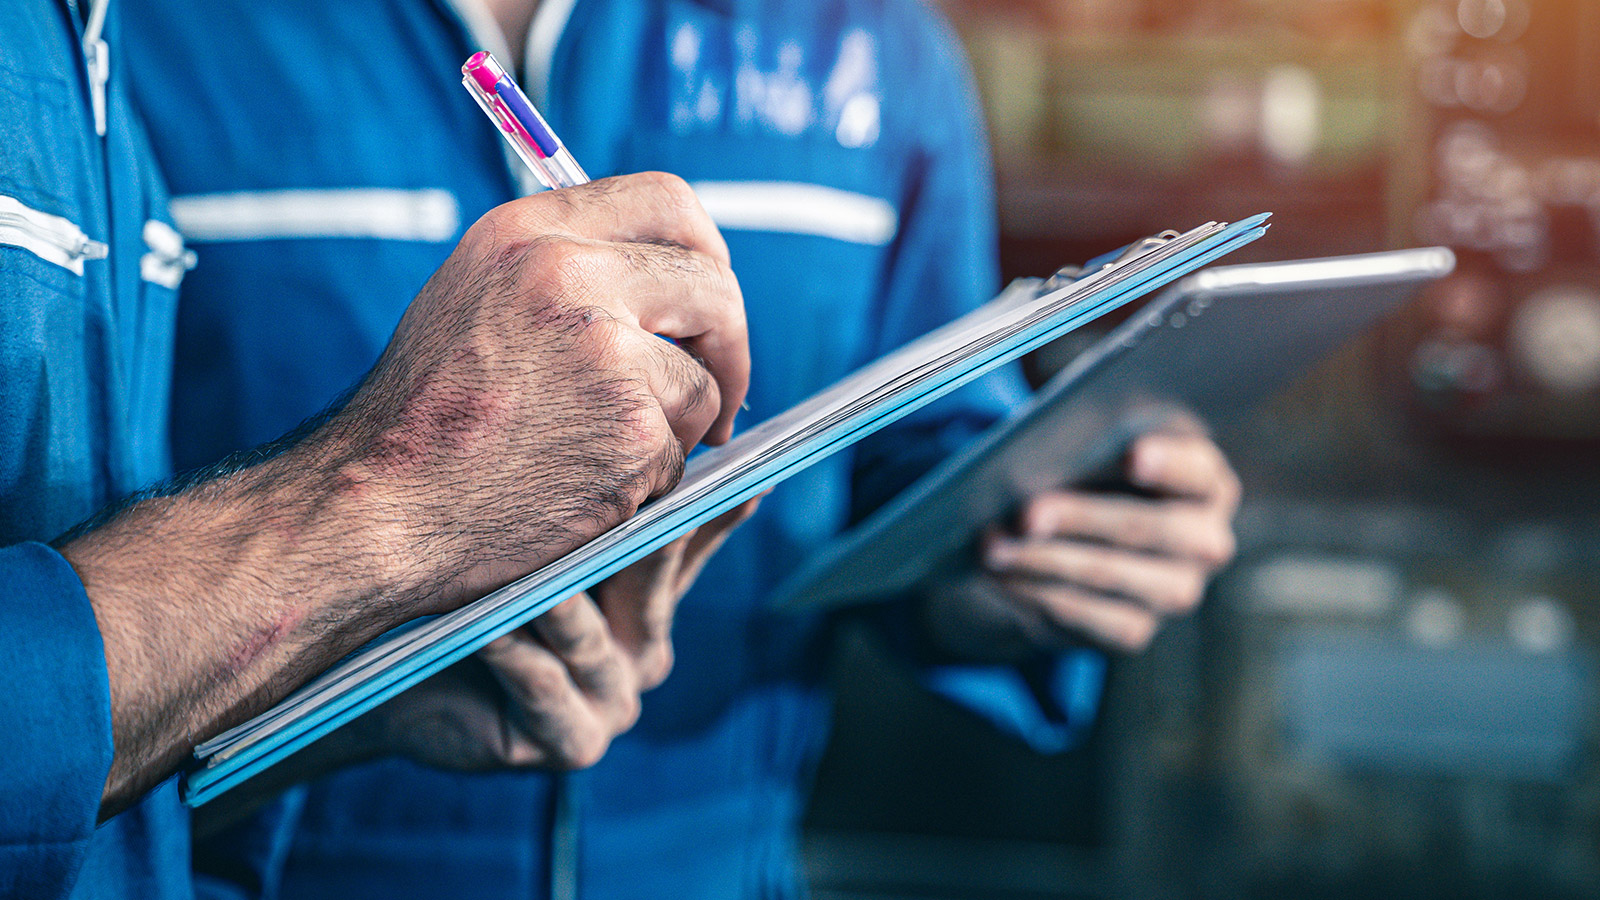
<box><xmin>181</xmin><ymin>214</ymin><xmax>1270</xmax><ymax>806</ymax></box>
<box><xmin>773</xmin><ymin>248</ymin><xmax>1456</xmax><ymax>611</ymax></box>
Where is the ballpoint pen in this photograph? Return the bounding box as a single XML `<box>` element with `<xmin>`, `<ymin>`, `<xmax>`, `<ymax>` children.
<box><xmin>462</xmin><ymin>51</ymin><xmax>589</xmax><ymax>190</ymax></box>
<box><xmin>460</xmin><ymin>51</ymin><xmax>750</xmax><ymax>411</ymax></box>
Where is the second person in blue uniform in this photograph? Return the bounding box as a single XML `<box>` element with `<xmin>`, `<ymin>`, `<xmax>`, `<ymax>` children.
<box><xmin>124</xmin><ymin>0</ymin><xmax>1242</xmax><ymax>897</ymax></box>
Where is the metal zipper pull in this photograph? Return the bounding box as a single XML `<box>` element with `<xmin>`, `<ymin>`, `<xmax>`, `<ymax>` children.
<box><xmin>83</xmin><ymin>0</ymin><xmax>111</xmax><ymax>137</ymax></box>
<box><xmin>85</xmin><ymin>37</ymin><xmax>108</xmax><ymax>137</ymax></box>
<box><xmin>0</xmin><ymin>195</ymin><xmax>110</xmax><ymax>274</ymax></box>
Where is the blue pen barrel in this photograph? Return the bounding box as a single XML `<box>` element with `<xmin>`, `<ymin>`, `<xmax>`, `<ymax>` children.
<box><xmin>496</xmin><ymin>77</ymin><xmax>560</xmax><ymax>158</ymax></box>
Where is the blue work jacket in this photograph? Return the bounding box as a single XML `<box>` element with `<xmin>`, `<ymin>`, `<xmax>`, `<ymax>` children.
<box><xmin>124</xmin><ymin>0</ymin><xmax>1103</xmax><ymax>897</ymax></box>
<box><xmin>0</xmin><ymin>1</ymin><xmax>195</xmax><ymax>898</ymax></box>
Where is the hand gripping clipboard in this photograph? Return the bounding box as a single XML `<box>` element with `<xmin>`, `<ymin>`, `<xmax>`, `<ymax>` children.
<box><xmin>181</xmin><ymin>214</ymin><xmax>1270</xmax><ymax>806</ymax></box>
<box><xmin>773</xmin><ymin>248</ymin><xmax>1455</xmax><ymax>612</ymax></box>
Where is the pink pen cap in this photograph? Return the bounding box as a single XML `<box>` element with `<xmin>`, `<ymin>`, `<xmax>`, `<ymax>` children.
<box><xmin>461</xmin><ymin>51</ymin><xmax>589</xmax><ymax>189</ymax></box>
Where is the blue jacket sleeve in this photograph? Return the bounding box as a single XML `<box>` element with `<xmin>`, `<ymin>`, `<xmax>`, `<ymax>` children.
<box><xmin>0</xmin><ymin>542</ymin><xmax>115</xmax><ymax>899</ymax></box>
<box><xmin>918</xmin><ymin>652</ymin><xmax>1106</xmax><ymax>754</ymax></box>
<box><xmin>848</xmin><ymin>2</ymin><xmax>1102</xmax><ymax>754</ymax></box>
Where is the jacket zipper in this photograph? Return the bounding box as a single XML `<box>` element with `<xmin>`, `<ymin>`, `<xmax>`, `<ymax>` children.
<box><xmin>0</xmin><ymin>195</ymin><xmax>110</xmax><ymax>275</ymax></box>
<box><xmin>83</xmin><ymin>0</ymin><xmax>110</xmax><ymax>136</ymax></box>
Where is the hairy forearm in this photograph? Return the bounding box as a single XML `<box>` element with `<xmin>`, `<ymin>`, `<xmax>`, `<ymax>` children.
<box><xmin>60</xmin><ymin>421</ymin><xmax>414</xmax><ymax>818</ymax></box>
<box><xmin>46</xmin><ymin>175</ymin><xmax>746</xmax><ymax>820</ymax></box>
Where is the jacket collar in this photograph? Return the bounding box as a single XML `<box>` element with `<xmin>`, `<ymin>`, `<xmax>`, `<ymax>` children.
<box><xmin>438</xmin><ymin>0</ymin><xmax>579</xmax><ymax>107</ymax></box>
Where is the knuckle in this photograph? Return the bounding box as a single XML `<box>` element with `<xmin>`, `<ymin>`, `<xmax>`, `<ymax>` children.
<box><xmin>651</xmin><ymin>421</ymin><xmax>688</xmax><ymax>490</ymax></box>
<box><xmin>609</xmin><ymin>402</ymin><xmax>686</xmax><ymax>507</ymax></box>
<box><xmin>586</xmin><ymin>317</ymin><xmax>635</xmax><ymax>371</ymax></box>
<box><xmin>562</xmin><ymin>627</ymin><xmax>614</xmax><ymax>672</ymax></box>
<box><xmin>536</xmin><ymin>241</ymin><xmax>595</xmax><ymax>298</ymax></box>
<box><xmin>622</xmin><ymin>402</ymin><xmax>677</xmax><ymax>456</ymax></box>
<box><xmin>508</xmin><ymin>655</ymin><xmax>569</xmax><ymax>703</ymax></box>
<box><xmin>465</xmin><ymin>202</ymin><xmax>516</xmax><ymax>246</ymax></box>
<box><xmin>674</xmin><ymin>349</ymin><xmax>716</xmax><ymax>410</ymax></box>
<box><xmin>640</xmin><ymin>170</ymin><xmax>699</xmax><ymax>211</ymax></box>
<box><xmin>641</xmin><ymin>601</ymin><xmax>677</xmax><ymax>638</ymax></box>
<box><xmin>707</xmin><ymin>254</ymin><xmax>741</xmax><ymax>297</ymax></box>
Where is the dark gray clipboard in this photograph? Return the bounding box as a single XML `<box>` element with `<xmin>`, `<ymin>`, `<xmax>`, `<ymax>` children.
<box><xmin>772</xmin><ymin>248</ymin><xmax>1456</xmax><ymax>611</ymax></box>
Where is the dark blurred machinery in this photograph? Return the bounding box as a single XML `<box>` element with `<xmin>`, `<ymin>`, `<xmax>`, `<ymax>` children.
<box><xmin>1395</xmin><ymin>0</ymin><xmax>1600</xmax><ymax>444</ymax></box>
<box><xmin>805</xmin><ymin>2</ymin><xmax>1600</xmax><ymax>899</ymax></box>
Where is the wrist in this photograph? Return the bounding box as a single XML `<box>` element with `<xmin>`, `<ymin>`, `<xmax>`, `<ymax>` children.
<box><xmin>252</xmin><ymin>418</ymin><xmax>424</xmax><ymax>630</ymax></box>
<box><xmin>62</xmin><ymin>423</ymin><xmax>421</xmax><ymax>675</ymax></box>
<box><xmin>56</xmin><ymin>428</ymin><xmax>421</xmax><ymax>812</ymax></box>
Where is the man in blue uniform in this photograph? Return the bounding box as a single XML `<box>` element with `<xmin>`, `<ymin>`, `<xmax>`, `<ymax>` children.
<box><xmin>1</xmin><ymin>1</ymin><xmax>755</xmax><ymax>898</ymax></box>
<box><xmin>125</xmin><ymin>0</ymin><xmax>1241</xmax><ymax>897</ymax></box>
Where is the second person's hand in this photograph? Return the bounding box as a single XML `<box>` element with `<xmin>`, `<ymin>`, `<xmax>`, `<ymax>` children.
<box><xmin>923</xmin><ymin>428</ymin><xmax>1240</xmax><ymax>661</ymax></box>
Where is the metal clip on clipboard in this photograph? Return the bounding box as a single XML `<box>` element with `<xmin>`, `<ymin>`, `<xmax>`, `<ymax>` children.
<box><xmin>1037</xmin><ymin>230</ymin><xmax>1185</xmax><ymax>296</ymax></box>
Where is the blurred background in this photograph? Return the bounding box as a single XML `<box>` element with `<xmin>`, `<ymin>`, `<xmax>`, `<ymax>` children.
<box><xmin>802</xmin><ymin>1</ymin><xmax>1600</xmax><ymax>897</ymax></box>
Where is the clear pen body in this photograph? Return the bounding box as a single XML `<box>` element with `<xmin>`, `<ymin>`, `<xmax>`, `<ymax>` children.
<box><xmin>461</xmin><ymin>51</ymin><xmax>589</xmax><ymax>190</ymax></box>
<box><xmin>528</xmin><ymin>145</ymin><xmax>588</xmax><ymax>190</ymax></box>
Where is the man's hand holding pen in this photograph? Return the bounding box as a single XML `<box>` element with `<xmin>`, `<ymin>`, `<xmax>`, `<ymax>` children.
<box><xmin>65</xmin><ymin>171</ymin><xmax>752</xmax><ymax>812</ymax></box>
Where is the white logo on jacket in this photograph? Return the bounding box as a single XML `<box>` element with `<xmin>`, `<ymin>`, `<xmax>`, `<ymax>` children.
<box><xmin>669</xmin><ymin>21</ymin><xmax>880</xmax><ymax>149</ymax></box>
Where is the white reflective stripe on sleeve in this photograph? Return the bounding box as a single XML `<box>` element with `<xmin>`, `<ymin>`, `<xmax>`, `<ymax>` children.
<box><xmin>690</xmin><ymin>181</ymin><xmax>898</xmax><ymax>246</ymax></box>
<box><xmin>0</xmin><ymin>194</ymin><xmax>108</xmax><ymax>275</ymax></box>
<box><xmin>168</xmin><ymin>189</ymin><xmax>461</xmax><ymax>243</ymax></box>
<box><xmin>140</xmin><ymin>220</ymin><xmax>197</xmax><ymax>290</ymax></box>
